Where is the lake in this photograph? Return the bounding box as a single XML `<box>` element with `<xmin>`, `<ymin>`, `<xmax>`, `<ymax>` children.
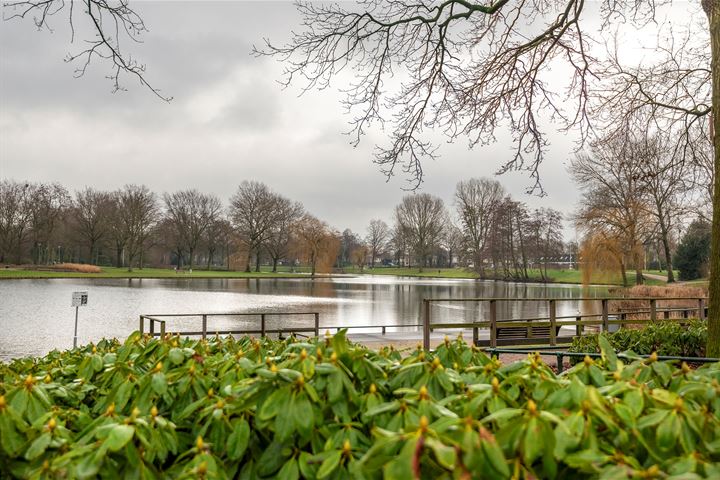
<box><xmin>0</xmin><ymin>276</ymin><xmax>607</xmax><ymax>360</ymax></box>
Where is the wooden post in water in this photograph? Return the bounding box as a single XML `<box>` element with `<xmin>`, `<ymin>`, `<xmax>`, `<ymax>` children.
<box><xmin>422</xmin><ymin>299</ymin><xmax>431</xmax><ymax>351</ymax></box>
<box><xmin>490</xmin><ymin>300</ymin><xmax>498</xmax><ymax>348</ymax></box>
<box><xmin>549</xmin><ymin>300</ymin><xmax>557</xmax><ymax>346</ymax></box>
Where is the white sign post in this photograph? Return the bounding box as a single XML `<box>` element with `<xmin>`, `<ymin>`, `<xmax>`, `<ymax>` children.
<box><xmin>71</xmin><ymin>291</ymin><xmax>89</xmax><ymax>348</ymax></box>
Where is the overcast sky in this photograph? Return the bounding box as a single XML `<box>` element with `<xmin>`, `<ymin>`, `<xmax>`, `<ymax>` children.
<box><xmin>0</xmin><ymin>1</ymin><xmax>694</xmax><ymax>239</ymax></box>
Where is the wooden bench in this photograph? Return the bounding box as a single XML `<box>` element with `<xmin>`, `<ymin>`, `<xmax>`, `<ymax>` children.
<box><xmin>479</xmin><ymin>325</ymin><xmax>565</xmax><ymax>346</ymax></box>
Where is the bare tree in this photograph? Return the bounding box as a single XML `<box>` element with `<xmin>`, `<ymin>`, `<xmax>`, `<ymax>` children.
<box><xmin>571</xmin><ymin>136</ymin><xmax>656</xmax><ymax>286</ymax></box>
<box><xmin>26</xmin><ymin>182</ymin><xmax>71</xmax><ymax>264</ymax></box>
<box><xmin>635</xmin><ymin>135</ymin><xmax>691</xmax><ymax>283</ymax></box>
<box><xmin>365</xmin><ymin>219</ymin><xmax>390</xmax><ymax>268</ymax></box>
<box><xmin>0</xmin><ymin>180</ymin><xmax>33</xmax><ymax>263</ymax></box>
<box><xmin>115</xmin><ymin>185</ymin><xmax>159</xmax><ymax>271</ymax></box>
<box><xmin>229</xmin><ymin>181</ymin><xmax>282</xmax><ymax>272</ymax></box>
<box><xmin>203</xmin><ymin>218</ymin><xmax>233</xmax><ymax>271</ymax></box>
<box><xmin>264</xmin><ymin>197</ymin><xmax>303</xmax><ymax>272</ymax></box>
<box><xmin>351</xmin><ymin>244</ymin><xmax>370</xmax><ymax>272</ymax></box>
<box><xmin>293</xmin><ymin>214</ymin><xmax>339</xmax><ymax>277</ymax></box>
<box><xmin>454</xmin><ymin>178</ymin><xmax>505</xmax><ymax>277</ymax></box>
<box><xmin>394</xmin><ymin>194</ymin><xmax>447</xmax><ymax>271</ymax></box>
<box><xmin>72</xmin><ymin>187</ymin><xmax>112</xmax><ymax>265</ymax></box>
<box><xmin>5</xmin><ymin>0</ymin><xmax>168</xmax><ymax>99</ymax></box>
<box><xmin>163</xmin><ymin>190</ymin><xmax>223</xmax><ymax>270</ymax></box>
<box><xmin>442</xmin><ymin>221</ymin><xmax>464</xmax><ymax>268</ymax></box>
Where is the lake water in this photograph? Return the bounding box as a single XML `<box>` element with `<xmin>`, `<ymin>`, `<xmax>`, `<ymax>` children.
<box><xmin>0</xmin><ymin>276</ymin><xmax>607</xmax><ymax>360</ymax></box>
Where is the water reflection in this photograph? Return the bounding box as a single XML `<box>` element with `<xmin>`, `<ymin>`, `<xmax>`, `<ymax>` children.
<box><xmin>0</xmin><ymin>276</ymin><xmax>607</xmax><ymax>360</ymax></box>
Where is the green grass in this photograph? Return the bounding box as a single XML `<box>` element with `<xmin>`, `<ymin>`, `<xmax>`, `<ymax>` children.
<box><xmin>0</xmin><ymin>266</ymin><xmax>313</xmax><ymax>280</ymax></box>
<box><xmin>346</xmin><ymin>266</ymin><xmax>629</xmax><ymax>285</ymax></box>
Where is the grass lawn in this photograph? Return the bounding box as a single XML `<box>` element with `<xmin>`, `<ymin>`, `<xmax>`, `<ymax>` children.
<box><xmin>346</xmin><ymin>266</ymin><xmax>636</xmax><ymax>285</ymax></box>
<box><xmin>0</xmin><ymin>265</ymin><xmax>313</xmax><ymax>279</ymax></box>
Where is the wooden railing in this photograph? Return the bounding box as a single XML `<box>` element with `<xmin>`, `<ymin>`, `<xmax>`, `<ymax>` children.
<box><xmin>421</xmin><ymin>297</ymin><xmax>709</xmax><ymax>350</ymax></box>
<box><xmin>139</xmin><ymin>312</ymin><xmax>321</xmax><ymax>339</ymax></box>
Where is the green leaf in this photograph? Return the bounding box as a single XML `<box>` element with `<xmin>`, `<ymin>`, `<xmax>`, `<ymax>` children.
<box><xmin>106</xmin><ymin>424</ymin><xmax>135</xmax><ymax>452</ymax></box>
<box><xmin>657</xmin><ymin>412</ymin><xmax>680</xmax><ymax>451</ymax></box>
<box><xmin>227</xmin><ymin>419</ymin><xmax>250</xmax><ymax>460</ymax></box>
<box><xmin>277</xmin><ymin>458</ymin><xmax>300</xmax><ymax>480</ymax></box>
<box><xmin>25</xmin><ymin>432</ymin><xmax>51</xmax><ymax>460</ymax></box>
<box><xmin>168</xmin><ymin>348</ymin><xmax>185</xmax><ymax>365</ymax></box>
<box><xmin>151</xmin><ymin>372</ymin><xmax>167</xmax><ymax>396</ymax></box>
<box><xmin>317</xmin><ymin>450</ymin><xmax>342</xmax><ymax>479</ymax></box>
<box><xmin>598</xmin><ymin>334</ymin><xmax>618</xmax><ymax>371</ymax></box>
<box><xmin>425</xmin><ymin>437</ymin><xmax>456</xmax><ymax>469</ymax></box>
<box><xmin>294</xmin><ymin>395</ymin><xmax>314</xmax><ymax>438</ymax></box>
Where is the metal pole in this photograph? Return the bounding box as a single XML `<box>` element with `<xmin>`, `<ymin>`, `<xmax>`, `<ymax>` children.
<box><xmin>490</xmin><ymin>300</ymin><xmax>497</xmax><ymax>348</ymax></box>
<box><xmin>422</xmin><ymin>299</ymin><xmax>430</xmax><ymax>351</ymax></box>
<box><xmin>549</xmin><ymin>300</ymin><xmax>557</xmax><ymax>346</ymax></box>
<box><xmin>73</xmin><ymin>306</ymin><xmax>79</xmax><ymax>349</ymax></box>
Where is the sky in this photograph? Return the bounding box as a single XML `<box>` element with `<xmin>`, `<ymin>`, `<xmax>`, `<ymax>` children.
<box><xmin>0</xmin><ymin>1</ymin><xmax>696</xmax><ymax>240</ymax></box>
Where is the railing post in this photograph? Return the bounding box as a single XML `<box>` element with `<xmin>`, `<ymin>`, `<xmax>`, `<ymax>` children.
<box><xmin>160</xmin><ymin>321</ymin><xmax>166</xmax><ymax>338</ymax></box>
<box><xmin>490</xmin><ymin>300</ymin><xmax>497</xmax><ymax>348</ymax></box>
<box><xmin>549</xmin><ymin>300</ymin><xmax>557</xmax><ymax>346</ymax></box>
<box><xmin>699</xmin><ymin>298</ymin><xmax>706</xmax><ymax>320</ymax></box>
<box><xmin>526</xmin><ymin>318</ymin><xmax>533</xmax><ymax>338</ymax></box>
<box><xmin>663</xmin><ymin>310</ymin><xmax>670</xmax><ymax>320</ymax></box>
<box><xmin>202</xmin><ymin>314</ymin><xmax>207</xmax><ymax>340</ymax></box>
<box><xmin>382</xmin><ymin>326</ymin><xmax>386</xmax><ymax>335</ymax></box>
<box><xmin>314</xmin><ymin>313</ymin><xmax>320</xmax><ymax>337</ymax></box>
<box><xmin>650</xmin><ymin>299</ymin><xmax>657</xmax><ymax>322</ymax></box>
<box><xmin>261</xmin><ymin>314</ymin><xmax>266</xmax><ymax>338</ymax></box>
<box><xmin>139</xmin><ymin>315</ymin><xmax>144</xmax><ymax>334</ymax></box>
<box><xmin>472</xmin><ymin>324</ymin><xmax>479</xmax><ymax>346</ymax></box>
<box><xmin>149</xmin><ymin>319</ymin><xmax>155</xmax><ymax>336</ymax></box>
<box><xmin>602</xmin><ymin>299</ymin><xmax>609</xmax><ymax>332</ymax></box>
<box><xmin>422</xmin><ymin>299</ymin><xmax>431</xmax><ymax>351</ymax></box>
<box><xmin>575</xmin><ymin>315</ymin><xmax>583</xmax><ymax>337</ymax></box>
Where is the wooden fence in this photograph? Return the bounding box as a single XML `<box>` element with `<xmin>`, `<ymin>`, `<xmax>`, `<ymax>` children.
<box><xmin>421</xmin><ymin>297</ymin><xmax>708</xmax><ymax>350</ymax></box>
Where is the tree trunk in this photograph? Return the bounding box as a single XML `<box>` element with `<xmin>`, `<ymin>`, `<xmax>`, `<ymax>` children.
<box><xmin>705</xmin><ymin>0</ymin><xmax>720</xmax><ymax>356</ymax></box>
<box><xmin>659</xmin><ymin>219</ymin><xmax>675</xmax><ymax>282</ymax></box>
<box><xmin>272</xmin><ymin>257</ymin><xmax>279</xmax><ymax>273</ymax></box>
<box><xmin>188</xmin><ymin>248</ymin><xmax>194</xmax><ymax>270</ymax></box>
<box><xmin>255</xmin><ymin>252</ymin><xmax>261</xmax><ymax>272</ymax></box>
<box><xmin>245</xmin><ymin>250</ymin><xmax>252</xmax><ymax>273</ymax></box>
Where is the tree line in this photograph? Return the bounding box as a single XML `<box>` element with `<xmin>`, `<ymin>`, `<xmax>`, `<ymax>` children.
<box><xmin>1</xmin><ymin>178</ymin><xmax>570</xmax><ymax>279</ymax></box>
<box><xmin>571</xmin><ymin>130</ymin><xmax>713</xmax><ymax>285</ymax></box>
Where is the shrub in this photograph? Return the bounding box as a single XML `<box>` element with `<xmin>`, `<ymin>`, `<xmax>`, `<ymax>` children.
<box><xmin>568</xmin><ymin>320</ymin><xmax>707</xmax><ymax>358</ymax></box>
<box><xmin>675</xmin><ymin>219</ymin><xmax>711</xmax><ymax>281</ymax></box>
<box><xmin>1</xmin><ymin>332</ymin><xmax>720</xmax><ymax>479</ymax></box>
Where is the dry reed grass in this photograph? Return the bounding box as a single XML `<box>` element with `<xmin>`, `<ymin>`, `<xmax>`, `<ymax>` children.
<box><xmin>50</xmin><ymin>263</ymin><xmax>102</xmax><ymax>273</ymax></box>
<box><xmin>607</xmin><ymin>284</ymin><xmax>708</xmax><ymax>322</ymax></box>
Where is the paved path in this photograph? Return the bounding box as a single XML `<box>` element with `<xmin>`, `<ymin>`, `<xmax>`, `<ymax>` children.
<box><xmin>643</xmin><ymin>272</ymin><xmax>668</xmax><ymax>282</ymax></box>
<box><xmin>347</xmin><ymin>326</ymin><xmax>577</xmax><ymax>351</ymax></box>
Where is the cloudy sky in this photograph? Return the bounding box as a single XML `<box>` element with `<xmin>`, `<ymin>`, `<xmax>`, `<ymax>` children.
<box><xmin>0</xmin><ymin>1</ymin><xmax>692</xmax><ymax>238</ymax></box>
